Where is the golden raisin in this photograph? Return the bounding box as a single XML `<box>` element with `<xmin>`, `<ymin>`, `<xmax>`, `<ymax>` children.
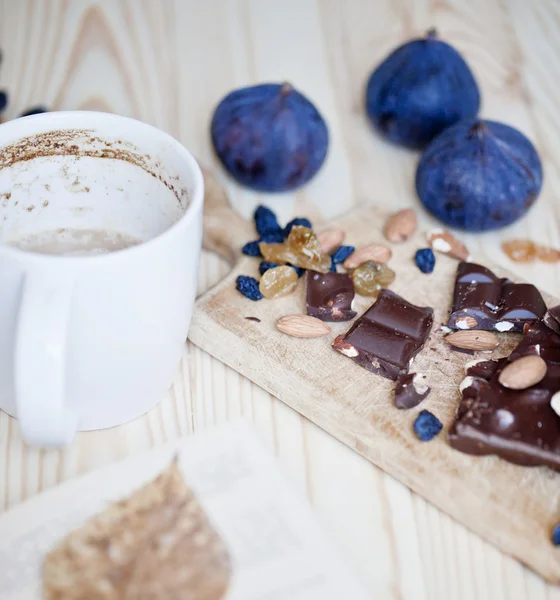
<box><xmin>536</xmin><ymin>245</ymin><xmax>560</xmax><ymax>263</ymax></box>
<box><xmin>259</xmin><ymin>226</ymin><xmax>331</xmax><ymax>273</ymax></box>
<box><xmin>351</xmin><ymin>260</ymin><xmax>395</xmax><ymax>297</ymax></box>
<box><xmin>259</xmin><ymin>242</ymin><xmax>294</xmax><ymax>264</ymax></box>
<box><xmin>501</xmin><ymin>240</ymin><xmax>537</xmax><ymax>262</ymax></box>
<box><xmin>259</xmin><ymin>265</ymin><xmax>298</xmax><ymax>299</ymax></box>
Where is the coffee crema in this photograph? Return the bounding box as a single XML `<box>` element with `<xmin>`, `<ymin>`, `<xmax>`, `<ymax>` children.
<box><xmin>6</xmin><ymin>228</ymin><xmax>142</xmax><ymax>256</ymax></box>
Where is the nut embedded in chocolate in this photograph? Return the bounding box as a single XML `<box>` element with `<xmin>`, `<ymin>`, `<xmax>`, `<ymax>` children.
<box><xmin>332</xmin><ymin>335</ymin><xmax>359</xmax><ymax>357</ymax></box>
<box><xmin>394</xmin><ymin>373</ymin><xmax>430</xmax><ymax>409</ymax></box>
<box><xmin>449</xmin><ymin>322</ymin><xmax>560</xmax><ymax>470</ymax></box>
<box><xmin>332</xmin><ymin>289</ymin><xmax>433</xmax><ymax>380</ymax></box>
<box><xmin>305</xmin><ymin>271</ymin><xmax>357</xmax><ymax>322</ymax></box>
<box><xmin>448</xmin><ymin>262</ymin><xmax>547</xmax><ymax>333</ymax></box>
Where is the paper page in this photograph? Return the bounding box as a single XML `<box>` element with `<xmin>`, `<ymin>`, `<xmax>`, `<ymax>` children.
<box><xmin>0</xmin><ymin>420</ymin><xmax>369</xmax><ymax>600</ymax></box>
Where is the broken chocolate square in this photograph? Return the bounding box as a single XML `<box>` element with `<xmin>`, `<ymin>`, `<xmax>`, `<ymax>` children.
<box><xmin>544</xmin><ymin>305</ymin><xmax>560</xmax><ymax>334</ymax></box>
<box><xmin>394</xmin><ymin>373</ymin><xmax>430</xmax><ymax>409</ymax></box>
<box><xmin>306</xmin><ymin>271</ymin><xmax>356</xmax><ymax>322</ymax></box>
<box><xmin>449</xmin><ymin>323</ymin><xmax>560</xmax><ymax>470</ymax></box>
<box><xmin>332</xmin><ymin>289</ymin><xmax>434</xmax><ymax>380</ymax></box>
<box><xmin>448</xmin><ymin>262</ymin><xmax>546</xmax><ymax>333</ymax></box>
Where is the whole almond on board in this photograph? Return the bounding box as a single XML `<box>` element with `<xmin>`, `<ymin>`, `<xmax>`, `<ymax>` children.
<box><xmin>445</xmin><ymin>330</ymin><xmax>499</xmax><ymax>351</ymax></box>
<box><xmin>383</xmin><ymin>208</ymin><xmax>417</xmax><ymax>243</ymax></box>
<box><xmin>343</xmin><ymin>243</ymin><xmax>392</xmax><ymax>268</ymax></box>
<box><xmin>501</xmin><ymin>239</ymin><xmax>537</xmax><ymax>263</ymax></box>
<box><xmin>536</xmin><ymin>244</ymin><xmax>560</xmax><ymax>263</ymax></box>
<box><xmin>427</xmin><ymin>229</ymin><xmax>470</xmax><ymax>261</ymax></box>
<box><xmin>276</xmin><ymin>314</ymin><xmax>331</xmax><ymax>338</ymax></box>
<box><xmin>498</xmin><ymin>355</ymin><xmax>547</xmax><ymax>390</ymax></box>
<box><xmin>317</xmin><ymin>229</ymin><xmax>345</xmax><ymax>254</ymax></box>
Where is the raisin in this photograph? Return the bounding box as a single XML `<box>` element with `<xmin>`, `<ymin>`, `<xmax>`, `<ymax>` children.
<box><xmin>501</xmin><ymin>239</ymin><xmax>537</xmax><ymax>262</ymax></box>
<box><xmin>254</xmin><ymin>205</ymin><xmax>281</xmax><ymax>237</ymax></box>
<box><xmin>260</xmin><ymin>226</ymin><xmax>331</xmax><ymax>273</ymax></box>
<box><xmin>236</xmin><ymin>275</ymin><xmax>263</xmax><ymax>300</ymax></box>
<box><xmin>242</xmin><ymin>240</ymin><xmax>262</xmax><ymax>256</ymax></box>
<box><xmin>285</xmin><ymin>226</ymin><xmax>331</xmax><ymax>272</ymax></box>
<box><xmin>415</xmin><ymin>248</ymin><xmax>436</xmax><ymax>273</ymax></box>
<box><xmin>351</xmin><ymin>260</ymin><xmax>395</xmax><ymax>297</ymax></box>
<box><xmin>259</xmin><ymin>241</ymin><xmax>294</xmax><ymax>264</ymax></box>
<box><xmin>413</xmin><ymin>410</ymin><xmax>442</xmax><ymax>441</ymax></box>
<box><xmin>259</xmin><ymin>265</ymin><xmax>298</xmax><ymax>299</ymax></box>
<box><xmin>331</xmin><ymin>245</ymin><xmax>355</xmax><ymax>265</ymax></box>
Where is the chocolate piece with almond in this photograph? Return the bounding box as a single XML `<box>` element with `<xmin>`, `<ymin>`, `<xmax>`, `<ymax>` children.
<box><xmin>306</xmin><ymin>271</ymin><xmax>357</xmax><ymax>322</ymax></box>
<box><xmin>449</xmin><ymin>322</ymin><xmax>560</xmax><ymax>471</ymax></box>
<box><xmin>332</xmin><ymin>289</ymin><xmax>433</xmax><ymax>381</ymax></box>
<box><xmin>544</xmin><ymin>305</ymin><xmax>560</xmax><ymax>334</ymax></box>
<box><xmin>448</xmin><ymin>262</ymin><xmax>547</xmax><ymax>333</ymax></box>
<box><xmin>394</xmin><ymin>373</ymin><xmax>430</xmax><ymax>409</ymax></box>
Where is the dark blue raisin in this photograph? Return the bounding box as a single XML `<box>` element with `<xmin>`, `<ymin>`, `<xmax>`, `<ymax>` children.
<box><xmin>0</xmin><ymin>90</ymin><xmax>8</xmax><ymax>112</ymax></box>
<box><xmin>331</xmin><ymin>245</ymin><xmax>355</xmax><ymax>265</ymax></box>
<box><xmin>236</xmin><ymin>275</ymin><xmax>263</xmax><ymax>301</ymax></box>
<box><xmin>552</xmin><ymin>524</ymin><xmax>560</xmax><ymax>546</ymax></box>
<box><xmin>415</xmin><ymin>248</ymin><xmax>436</xmax><ymax>274</ymax></box>
<box><xmin>289</xmin><ymin>264</ymin><xmax>305</xmax><ymax>277</ymax></box>
<box><xmin>242</xmin><ymin>241</ymin><xmax>262</xmax><ymax>257</ymax></box>
<box><xmin>413</xmin><ymin>410</ymin><xmax>443</xmax><ymax>441</ymax></box>
<box><xmin>254</xmin><ymin>205</ymin><xmax>281</xmax><ymax>237</ymax></box>
<box><xmin>260</xmin><ymin>230</ymin><xmax>285</xmax><ymax>243</ymax></box>
<box><xmin>284</xmin><ymin>217</ymin><xmax>312</xmax><ymax>236</ymax></box>
<box><xmin>19</xmin><ymin>106</ymin><xmax>48</xmax><ymax>117</ymax></box>
<box><xmin>259</xmin><ymin>261</ymin><xmax>280</xmax><ymax>275</ymax></box>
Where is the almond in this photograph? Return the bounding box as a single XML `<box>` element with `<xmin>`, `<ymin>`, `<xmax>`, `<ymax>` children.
<box><xmin>343</xmin><ymin>243</ymin><xmax>392</xmax><ymax>269</ymax></box>
<box><xmin>276</xmin><ymin>314</ymin><xmax>331</xmax><ymax>338</ymax></box>
<box><xmin>332</xmin><ymin>334</ymin><xmax>359</xmax><ymax>357</ymax></box>
<box><xmin>445</xmin><ymin>330</ymin><xmax>499</xmax><ymax>351</ymax></box>
<box><xmin>536</xmin><ymin>245</ymin><xmax>560</xmax><ymax>263</ymax></box>
<box><xmin>455</xmin><ymin>316</ymin><xmax>478</xmax><ymax>330</ymax></box>
<box><xmin>383</xmin><ymin>208</ymin><xmax>417</xmax><ymax>243</ymax></box>
<box><xmin>317</xmin><ymin>229</ymin><xmax>345</xmax><ymax>254</ymax></box>
<box><xmin>498</xmin><ymin>355</ymin><xmax>547</xmax><ymax>390</ymax></box>
<box><xmin>427</xmin><ymin>230</ymin><xmax>470</xmax><ymax>261</ymax></box>
<box><xmin>551</xmin><ymin>391</ymin><xmax>560</xmax><ymax>416</ymax></box>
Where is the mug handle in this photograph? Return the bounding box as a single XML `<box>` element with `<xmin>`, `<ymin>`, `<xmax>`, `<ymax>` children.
<box><xmin>14</xmin><ymin>270</ymin><xmax>78</xmax><ymax>446</ymax></box>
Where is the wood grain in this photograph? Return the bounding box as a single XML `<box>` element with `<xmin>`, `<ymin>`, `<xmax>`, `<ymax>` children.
<box><xmin>1</xmin><ymin>0</ymin><xmax>560</xmax><ymax>597</ymax></box>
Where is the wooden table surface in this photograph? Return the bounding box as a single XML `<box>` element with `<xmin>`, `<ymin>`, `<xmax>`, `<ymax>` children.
<box><xmin>1</xmin><ymin>1</ymin><xmax>560</xmax><ymax>598</ymax></box>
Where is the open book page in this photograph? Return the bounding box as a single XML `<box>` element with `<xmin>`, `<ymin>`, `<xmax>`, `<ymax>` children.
<box><xmin>0</xmin><ymin>420</ymin><xmax>369</xmax><ymax>600</ymax></box>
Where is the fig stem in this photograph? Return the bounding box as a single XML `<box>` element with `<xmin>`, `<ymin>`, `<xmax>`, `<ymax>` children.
<box><xmin>469</xmin><ymin>121</ymin><xmax>488</xmax><ymax>139</ymax></box>
<box><xmin>280</xmin><ymin>82</ymin><xmax>293</xmax><ymax>96</ymax></box>
<box><xmin>426</xmin><ymin>27</ymin><xmax>438</xmax><ymax>39</ymax></box>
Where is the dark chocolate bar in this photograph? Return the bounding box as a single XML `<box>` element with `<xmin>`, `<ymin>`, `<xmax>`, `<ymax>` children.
<box><xmin>448</xmin><ymin>262</ymin><xmax>546</xmax><ymax>333</ymax></box>
<box><xmin>332</xmin><ymin>289</ymin><xmax>434</xmax><ymax>380</ymax></box>
<box><xmin>306</xmin><ymin>271</ymin><xmax>356</xmax><ymax>322</ymax></box>
<box><xmin>449</xmin><ymin>323</ymin><xmax>560</xmax><ymax>470</ymax></box>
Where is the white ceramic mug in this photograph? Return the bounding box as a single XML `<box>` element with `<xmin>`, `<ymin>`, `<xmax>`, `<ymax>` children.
<box><xmin>0</xmin><ymin>111</ymin><xmax>203</xmax><ymax>447</ymax></box>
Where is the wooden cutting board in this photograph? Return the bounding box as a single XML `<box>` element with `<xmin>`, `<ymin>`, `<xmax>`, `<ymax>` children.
<box><xmin>190</xmin><ymin>170</ymin><xmax>560</xmax><ymax>584</ymax></box>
